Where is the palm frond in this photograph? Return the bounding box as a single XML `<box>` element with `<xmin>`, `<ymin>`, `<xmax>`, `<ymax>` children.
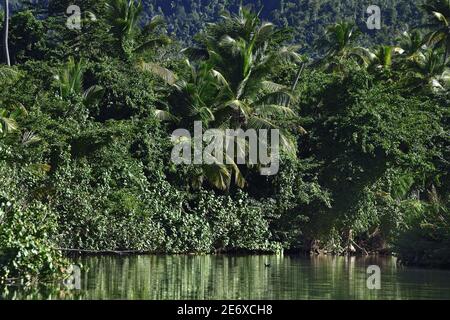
<box><xmin>83</xmin><ymin>85</ymin><xmax>105</xmax><ymax>106</ymax></box>
<box><xmin>154</xmin><ymin>109</ymin><xmax>178</xmax><ymax>122</ymax></box>
<box><xmin>133</xmin><ymin>36</ymin><xmax>171</xmax><ymax>54</ymax></box>
<box><xmin>21</xmin><ymin>131</ymin><xmax>41</xmax><ymax>146</ymax></box>
<box><xmin>138</xmin><ymin>61</ymin><xmax>177</xmax><ymax>85</ymax></box>
<box><xmin>431</xmin><ymin>10</ymin><xmax>449</xmax><ymax>26</ymax></box>
<box><xmin>56</xmin><ymin>57</ymin><xmax>84</xmax><ymax>98</ymax></box>
<box><xmin>247</xmin><ymin>116</ymin><xmax>296</xmax><ymax>156</ymax></box>
<box><xmin>203</xmin><ymin>163</ymin><xmax>232</xmax><ymax>190</ymax></box>
<box><xmin>181</xmin><ymin>47</ymin><xmax>210</xmax><ymax>60</ymax></box>
<box><xmin>255</xmin><ymin>104</ymin><xmax>296</xmax><ymax>117</ymax></box>
<box><xmin>142</xmin><ymin>15</ymin><xmax>166</xmax><ymax>35</ymax></box>
<box><xmin>254</xmin><ymin>90</ymin><xmax>293</xmax><ymax>107</ymax></box>
<box><xmin>210</xmin><ymin>69</ymin><xmax>232</xmax><ymax>91</ymax></box>
<box><xmin>254</xmin><ymin>22</ymin><xmax>275</xmax><ymax>43</ymax></box>
<box><xmin>0</xmin><ymin>104</ymin><xmax>27</xmax><ymax>137</ymax></box>
<box><xmin>260</xmin><ymin>81</ymin><xmax>289</xmax><ymax>93</ymax></box>
<box><xmin>0</xmin><ymin>115</ymin><xmax>18</xmax><ymax>136</ymax></box>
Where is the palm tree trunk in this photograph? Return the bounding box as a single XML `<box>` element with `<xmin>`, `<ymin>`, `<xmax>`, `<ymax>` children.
<box><xmin>2</xmin><ymin>0</ymin><xmax>10</xmax><ymax>66</ymax></box>
<box><xmin>291</xmin><ymin>63</ymin><xmax>305</xmax><ymax>92</ymax></box>
<box><xmin>284</xmin><ymin>63</ymin><xmax>305</xmax><ymax>107</ymax></box>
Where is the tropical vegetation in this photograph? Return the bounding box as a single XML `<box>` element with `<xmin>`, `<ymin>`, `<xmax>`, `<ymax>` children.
<box><xmin>0</xmin><ymin>0</ymin><xmax>449</xmax><ymax>283</ymax></box>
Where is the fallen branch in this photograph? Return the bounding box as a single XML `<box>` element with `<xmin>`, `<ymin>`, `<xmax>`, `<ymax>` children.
<box><xmin>351</xmin><ymin>240</ymin><xmax>369</xmax><ymax>256</ymax></box>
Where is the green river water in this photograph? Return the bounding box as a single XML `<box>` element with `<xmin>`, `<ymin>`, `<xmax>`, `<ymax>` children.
<box><xmin>2</xmin><ymin>255</ymin><xmax>450</xmax><ymax>300</ymax></box>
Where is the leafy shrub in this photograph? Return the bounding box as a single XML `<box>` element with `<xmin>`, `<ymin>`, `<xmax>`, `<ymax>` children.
<box><xmin>396</xmin><ymin>192</ymin><xmax>450</xmax><ymax>268</ymax></box>
<box><xmin>0</xmin><ymin>165</ymin><xmax>67</xmax><ymax>282</ymax></box>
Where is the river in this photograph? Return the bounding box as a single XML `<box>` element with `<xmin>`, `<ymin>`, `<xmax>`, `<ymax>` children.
<box><xmin>2</xmin><ymin>255</ymin><xmax>450</xmax><ymax>300</ymax></box>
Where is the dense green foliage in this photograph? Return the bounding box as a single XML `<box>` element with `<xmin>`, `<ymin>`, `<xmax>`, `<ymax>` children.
<box><xmin>139</xmin><ymin>0</ymin><xmax>425</xmax><ymax>51</ymax></box>
<box><xmin>0</xmin><ymin>0</ymin><xmax>449</xmax><ymax>282</ymax></box>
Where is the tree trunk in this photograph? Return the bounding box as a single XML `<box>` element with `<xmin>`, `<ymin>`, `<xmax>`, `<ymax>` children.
<box><xmin>2</xmin><ymin>0</ymin><xmax>10</xmax><ymax>66</ymax></box>
<box><xmin>291</xmin><ymin>63</ymin><xmax>305</xmax><ymax>92</ymax></box>
<box><xmin>445</xmin><ymin>44</ymin><xmax>449</xmax><ymax>64</ymax></box>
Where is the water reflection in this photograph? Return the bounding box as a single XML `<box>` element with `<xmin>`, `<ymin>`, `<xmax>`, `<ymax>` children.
<box><xmin>2</xmin><ymin>255</ymin><xmax>450</xmax><ymax>300</ymax></box>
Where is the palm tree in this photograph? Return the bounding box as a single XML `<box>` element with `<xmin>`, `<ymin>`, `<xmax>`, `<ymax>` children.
<box><xmin>105</xmin><ymin>0</ymin><xmax>170</xmax><ymax>58</ymax></box>
<box><xmin>170</xmin><ymin>7</ymin><xmax>303</xmax><ymax>163</ymax></box>
<box><xmin>196</xmin><ymin>6</ymin><xmax>303</xmax><ymax>153</ymax></box>
<box><xmin>133</xmin><ymin>15</ymin><xmax>170</xmax><ymax>54</ymax></box>
<box><xmin>154</xmin><ymin>6</ymin><xmax>303</xmax><ymax>145</ymax></box>
<box><xmin>54</xmin><ymin>57</ymin><xmax>104</xmax><ymax>106</ymax></box>
<box><xmin>146</xmin><ymin>6</ymin><xmax>304</xmax><ymax>190</ymax></box>
<box><xmin>398</xmin><ymin>30</ymin><xmax>425</xmax><ymax>60</ymax></box>
<box><xmin>407</xmin><ymin>48</ymin><xmax>450</xmax><ymax>92</ymax></box>
<box><xmin>368</xmin><ymin>45</ymin><xmax>404</xmax><ymax>71</ymax></box>
<box><xmin>422</xmin><ymin>0</ymin><xmax>450</xmax><ymax>61</ymax></box>
<box><xmin>2</xmin><ymin>0</ymin><xmax>10</xmax><ymax>66</ymax></box>
<box><xmin>160</xmin><ymin>60</ymin><xmax>216</xmax><ymax>126</ymax></box>
<box><xmin>144</xmin><ymin>59</ymin><xmax>245</xmax><ymax>191</ymax></box>
<box><xmin>317</xmin><ymin>22</ymin><xmax>372</xmax><ymax>70</ymax></box>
